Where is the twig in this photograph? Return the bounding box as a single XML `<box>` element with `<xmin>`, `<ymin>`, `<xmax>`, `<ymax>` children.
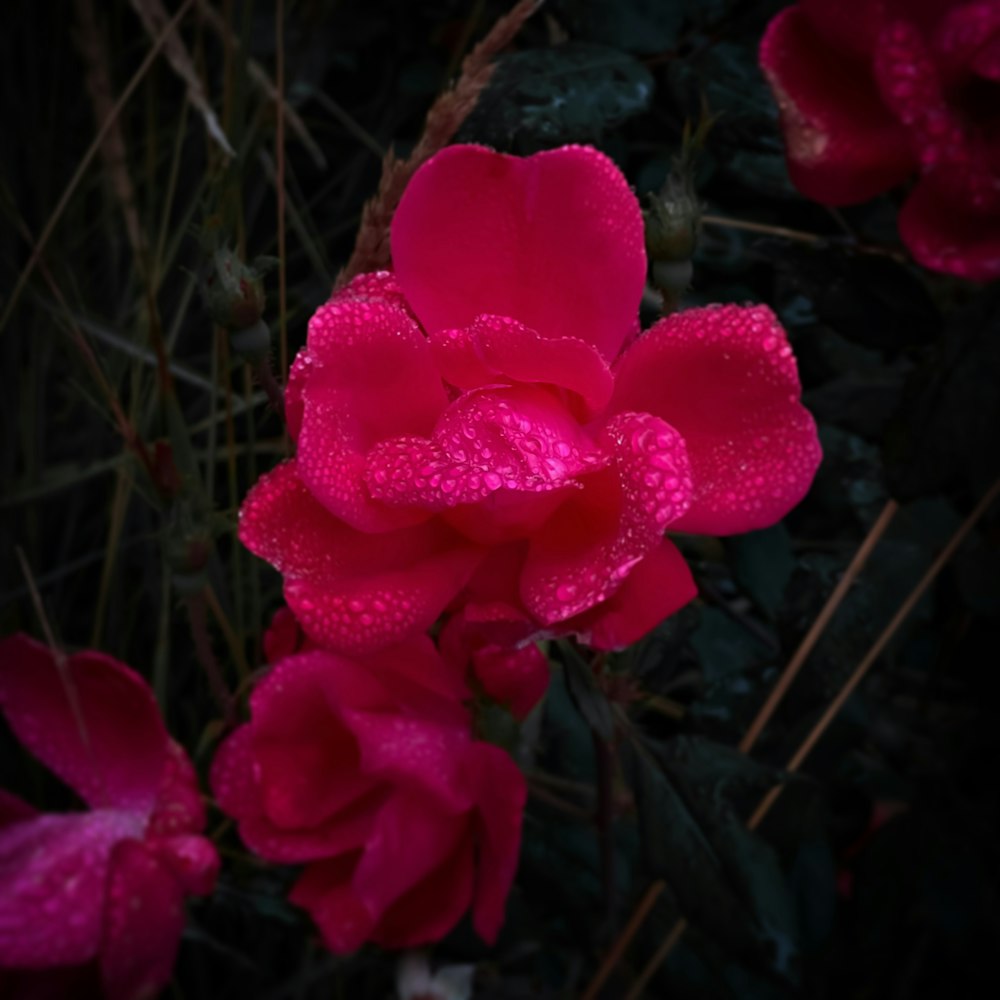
<box><xmin>580</xmin><ymin>881</ymin><xmax>665</xmax><ymax>1000</ymax></box>
<box><xmin>738</xmin><ymin>499</ymin><xmax>899</xmax><ymax>753</ymax></box>
<box><xmin>275</xmin><ymin>0</ymin><xmax>288</xmax><ymax>383</ymax></box>
<box><xmin>630</xmin><ymin>479</ymin><xmax>1000</xmax><ymax>989</ymax></box>
<box><xmin>185</xmin><ymin>591</ymin><xmax>236</xmax><ymax>727</ymax></box>
<box><xmin>337</xmin><ymin>0</ymin><xmax>543</xmax><ymax>286</ymax></box>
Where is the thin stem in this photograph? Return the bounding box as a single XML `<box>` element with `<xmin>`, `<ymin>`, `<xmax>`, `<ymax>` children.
<box><xmin>632</xmin><ymin>479</ymin><xmax>1000</xmax><ymax>988</ymax></box>
<box><xmin>739</xmin><ymin>498</ymin><xmax>899</xmax><ymax>753</ymax></box>
<box><xmin>0</xmin><ymin>0</ymin><xmax>197</xmax><ymax>336</ymax></box>
<box><xmin>581</xmin><ymin>881</ymin><xmax>665</xmax><ymax>1000</ymax></box>
<box><xmin>594</xmin><ymin>731</ymin><xmax>617</xmax><ymax>924</ymax></box>
<box><xmin>275</xmin><ymin>0</ymin><xmax>288</xmax><ymax>384</ymax></box>
<box><xmin>185</xmin><ymin>591</ymin><xmax>236</xmax><ymax>727</ymax></box>
<box><xmin>254</xmin><ymin>355</ymin><xmax>285</xmax><ymax>421</ymax></box>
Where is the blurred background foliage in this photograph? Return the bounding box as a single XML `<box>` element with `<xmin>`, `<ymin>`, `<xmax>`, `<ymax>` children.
<box><xmin>1</xmin><ymin>0</ymin><xmax>998</xmax><ymax>997</ymax></box>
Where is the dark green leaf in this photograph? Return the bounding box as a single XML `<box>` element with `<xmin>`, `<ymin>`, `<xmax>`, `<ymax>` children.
<box><xmin>731</xmin><ymin>524</ymin><xmax>795</xmax><ymax>619</ymax></box>
<box><xmin>560</xmin><ymin>644</ymin><xmax>615</xmax><ymax>740</ymax></box>
<box><xmin>556</xmin><ymin>0</ymin><xmax>683</xmax><ymax>54</ymax></box>
<box><xmin>625</xmin><ymin>736</ymin><xmax>800</xmax><ymax>980</ymax></box>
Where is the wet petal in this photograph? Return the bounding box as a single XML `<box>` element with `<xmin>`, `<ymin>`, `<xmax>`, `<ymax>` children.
<box><xmin>521</xmin><ymin>412</ymin><xmax>692</xmax><ymax>623</ymax></box>
<box><xmin>561</xmin><ymin>538</ymin><xmax>697</xmax><ymax>650</ymax></box>
<box><xmin>367</xmin><ymin>385</ymin><xmax>604</xmax><ymax>513</ymax></box>
<box><xmin>293</xmin><ymin>275</ymin><xmax>447</xmax><ymax>532</ymax></box>
<box><xmin>898</xmin><ymin>174</ymin><xmax>1000</xmax><ymax>281</ymax></box>
<box><xmin>430</xmin><ymin>314</ymin><xmax>614</xmax><ymax>420</ymax></box>
<box><xmin>345</xmin><ymin>710</ymin><xmax>472</xmax><ymax>813</ymax></box>
<box><xmin>760</xmin><ymin>6</ymin><xmax>914</xmax><ymax>203</ymax></box>
<box><xmin>0</xmin><ymin>810</ymin><xmax>141</xmax><ymax>967</ymax></box>
<box><xmin>210</xmin><ymin>723</ymin><xmax>382</xmax><ymax>864</ymax></box>
<box><xmin>290</xmin><ymin>854</ymin><xmax>374</xmax><ymax>954</ymax></box>
<box><xmin>611</xmin><ymin>304</ymin><xmax>821</xmax><ymax>535</ymax></box>
<box><xmin>100</xmin><ymin>841</ymin><xmax>184</xmax><ymax>1000</ymax></box>
<box><xmin>391</xmin><ymin>144</ymin><xmax>647</xmax><ymax>361</ymax></box>
<box><xmin>0</xmin><ymin>634</ymin><xmax>167</xmax><ymax>813</ymax></box>
<box><xmin>462</xmin><ymin>743</ymin><xmax>526</xmax><ymax>945</ymax></box>
<box><xmin>239</xmin><ymin>462</ymin><xmax>483</xmax><ymax>653</ymax></box>
<box><xmin>146</xmin><ymin>741</ymin><xmax>206</xmax><ymax>838</ymax></box>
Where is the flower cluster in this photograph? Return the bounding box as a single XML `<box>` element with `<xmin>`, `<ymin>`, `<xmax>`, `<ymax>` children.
<box><xmin>211</xmin><ymin>637</ymin><xmax>525</xmax><ymax>952</ymax></box>
<box><xmin>760</xmin><ymin>0</ymin><xmax>1000</xmax><ymax>280</ymax></box>
<box><xmin>0</xmin><ymin>635</ymin><xmax>218</xmax><ymax>1000</ymax></box>
<box><xmin>240</xmin><ymin>143</ymin><xmax>821</xmax><ymax>662</ymax></box>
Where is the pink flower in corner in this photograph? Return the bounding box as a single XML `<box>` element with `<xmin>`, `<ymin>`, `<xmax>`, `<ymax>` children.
<box><xmin>239</xmin><ymin>143</ymin><xmax>820</xmax><ymax>659</ymax></box>
<box><xmin>210</xmin><ymin>637</ymin><xmax>526</xmax><ymax>953</ymax></box>
<box><xmin>0</xmin><ymin>634</ymin><xmax>218</xmax><ymax>1000</ymax></box>
<box><xmin>760</xmin><ymin>0</ymin><xmax>1000</xmax><ymax>280</ymax></box>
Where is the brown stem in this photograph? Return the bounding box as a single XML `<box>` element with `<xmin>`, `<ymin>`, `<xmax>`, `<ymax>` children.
<box><xmin>185</xmin><ymin>591</ymin><xmax>236</xmax><ymax>727</ymax></box>
<box><xmin>254</xmin><ymin>356</ymin><xmax>285</xmax><ymax>421</ymax></box>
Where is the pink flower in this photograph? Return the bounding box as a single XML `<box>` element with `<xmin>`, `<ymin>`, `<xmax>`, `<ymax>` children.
<box><xmin>760</xmin><ymin>0</ymin><xmax>1000</xmax><ymax>280</ymax></box>
<box><xmin>239</xmin><ymin>144</ymin><xmax>820</xmax><ymax>658</ymax></box>
<box><xmin>210</xmin><ymin>637</ymin><xmax>526</xmax><ymax>953</ymax></box>
<box><xmin>0</xmin><ymin>634</ymin><xmax>219</xmax><ymax>1000</ymax></box>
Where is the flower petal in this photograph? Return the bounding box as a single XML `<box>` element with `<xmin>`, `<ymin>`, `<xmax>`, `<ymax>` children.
<box><xmin>899</xmin><ymin>174</ymin><xmax>1000</xmax><ymax>281</ymax></box>
<box><xmin>239</xmin><ymin>462</ymin><xmax>483</xmax><ymax>653</ymax></box>
<box><xmin>146</xmin><ymin>741</ymin><xmax>207</xmax><ymax>838</ymax></box>
<box><xmin>521</xmin><ymin>412</ymin><xmax>692</xmax><ymax>624</ymax></box>
<box><xmin>290</xmin><ymin>853</ymin><xmax>374</xmax><ymax>954</ymax></box>
<box><xmin>345</xmin><ymin>710</ymin><xmax>472</xmax><ymax>812</ymax></box>
<box><xmin>561</xmin><ymin>538</ymin><xmax>697</xmax><ymax>650</ymax></box>
<box><xmin>760</xmin><ymin>6</ymin><xmax>914</xmax><ymax>203</ymax></box>
<box><xmin>0</xmin><ymin>635</ymin><xmax>167</xmax><ymax>813</ymax></box>
<box><xmin>367</xmin><ymin>385</ymin><xmax>605</xmax><ymax>514</ymax></box>
<box><xmin>463</xmin><ymin>743</ymin><xmax>526</xmax><ymax>945</ymax></box>
<box><xmin>611</xmin><ymin>304</ymin><xmax>821</xmax><ymax>535</ymax></box>
<box><xmin>391</xmin><ymin>144</ymin><xmax>647</xmax><ymax>361</ymax></box>
<box><xmin>429</xmin><ymin>314</ymin><xmax>614</xmax><ymax>420</ymax></box>
<box><xmin>373</xmin><ymin>836</ymin><xmax>476</xmax><ymax>949</ymax></box>
<box><xmin>210</xmin><ymin>724</ymin><xmax>381</xmax><ymax>864</ymax></box>
<box><xmin>293</xmin><ymin>276</ymin><xmax>447</xmax><ymax>532</ymax></box>
<box><xmin>352</xmin><ymin>791</ymin><xmax>468</xmax><ymax>922</ymax></box>
<box><xmin>100</xmin><ymin>841</ymin><xmax>185</xmax><ymax>1000</ymax></box>
<box><xmin>0</xmin><ymin>810</ymin><xmax>141</xmax><ymax>967</ymax></box>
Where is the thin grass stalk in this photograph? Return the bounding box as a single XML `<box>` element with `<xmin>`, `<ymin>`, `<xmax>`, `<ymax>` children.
<box><xmin>739</xmin><ymin>498</ymin><xmax>900</xmax><ymax>753</ymax></box>
<box><xmin>275</xmin><ymin>0</ymin><xmax>288</xmax><ymax>384</ymax></box>
<box><xmin>0</xmin><ymin>0</ymin><xmax>198</xmax><ymax>336</ymax></box>
<box><xmin>630</xmin><ymin>478</ymin><xmax>1000</xmax><ymax>992</ymax></box>
<box><xmin>90</xmin><ymin>464</ymin><xmax>135</xmax><ymax>648</ymax></box>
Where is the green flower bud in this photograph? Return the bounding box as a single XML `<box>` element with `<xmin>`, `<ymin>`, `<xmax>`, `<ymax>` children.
<box><xmin>203</xmin><ymin>246</ymin><xmax>267</xmax><ymax>331</ymax></box>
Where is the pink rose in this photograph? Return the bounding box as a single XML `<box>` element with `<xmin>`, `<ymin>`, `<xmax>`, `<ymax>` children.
<box><xmin>210</xmin><ymin>637</ymin><xmax>526</xmax><ymax>952</ymax></box>
<box><xmin>760</xmin><ymin>0</ymin><xmax>1000</xmax><ymax>280</ymax></box>
<box><xmin>239</xmin><ymin>144</ymin><xmax>820</xmax><ymax>658</ymax></box>
<box><xmin>0</xmin><ymin>634</ymin><xmax>219</xmax><ymax>1000</ymax></box>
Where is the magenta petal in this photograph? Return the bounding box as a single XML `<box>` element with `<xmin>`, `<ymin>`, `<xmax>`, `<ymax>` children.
<box><xmin>899</xmin><ymin>175</ymin><xmax>1000</xmax><ymax>280</ymax></box>
<box><xmin>391</xmin><ymin>144</ymin><xmax>647</xmax><ymax>361</ymax></box>
<box><xmin>146</xmin><ymin>742</ymin><xmax>206</xmax><ymax>838</ymax></box>
<box><xmin>563</xmin><ymin>538</ymin><xmax>698</xmax><ymax>650</ymax></box>
<box><xmin>0</xmin><ymin>810</ymin><xmax>141</xmax><ymax>967</ymax></box>
<box><xmin>151</xmin><ymin>835</ymin><xmax>219</xmax><ymax>897</ymax></box>
<box><xmin>0</xmin><ymin>635</ymin><xmax>167</xmax><ymax>813</ymax></box>
<box><xmin>521</xmin><ymin>411</ymin><xmax>692</xmax><ymax>624</ymax></box>
<box><xmin>100</xmin><ymin>841</ymin><xmax>185</xmax><ymax>1000</ymax></box>
<box><xmin>430</xmin><ymin>315</ymin><xmax>614</xmax><ymax>420</ymax></box>
<box><xmin>760</xmin><ymin>7</ymin><xmax>914</xmax><ymax>203</ymax></box>
<box><xmin>373</xmin><ymin>836</ymin><xmax>476</xmax><ymax>949</ymax></box>
<box><xmin>290</xmin><ymin>856</ymin><xmax>374</xmax><ymax>954</ymax></box>
<box><xmin>463</xmin><ymin>743</ymin><xmax>526</xmax><ymax>944</ymax></box>
<box><xmin>0</xmin><ymin>790</ymin><xmax>36</xmax><ymax>829</ymax></box>
<box><xmin>353</xmin><ymin>791</ymin><xmax>467</xmax><ymax>919</ymax></box>
<box><xmin>612</xmin><ymin>304</ymin><xmax>821</xmax><ymax>535</ymax></box>
<box><xmin>239</xmin><ymin>462</ymin><xmax>483</xmax><ymax>653</ymax></box>
<box><xmin>294</xmin><ymin>279</ymin><xmax>447</xmax><ymax>532</ymax></box>
<box><xmin>367</xmin><ymin>385</ymin><xmax>605</xmax><ymax>512</ymax></box>
<box><xmin>472</xmin><ymin>644</ymin><xmax>551</xmax><ymax>719</ymax></box>
<box><xmin>346</xmin><ymin>710</ymin><xmax>472</xmax><ymax>812</ymax></box>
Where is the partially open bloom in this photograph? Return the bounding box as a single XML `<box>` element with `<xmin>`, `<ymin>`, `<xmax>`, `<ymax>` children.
<box><xmin>0</xmin><ymin>634</ymin><xmax>219</xmax><ymax>1000</ymax></box>
<box><xmin>210</xmin><ymin>638</ymin><xmax>526</xmax><ymax>952</ymax></box>
<box><xmin>761</xmin><ymin>0</ymin><xmax>1000</xmax><ymax>280</ymax></box>
<box><xmin>239</xmin><ymin>143</ymin><xmax>820</xmax><ymax>659</ymax></box>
